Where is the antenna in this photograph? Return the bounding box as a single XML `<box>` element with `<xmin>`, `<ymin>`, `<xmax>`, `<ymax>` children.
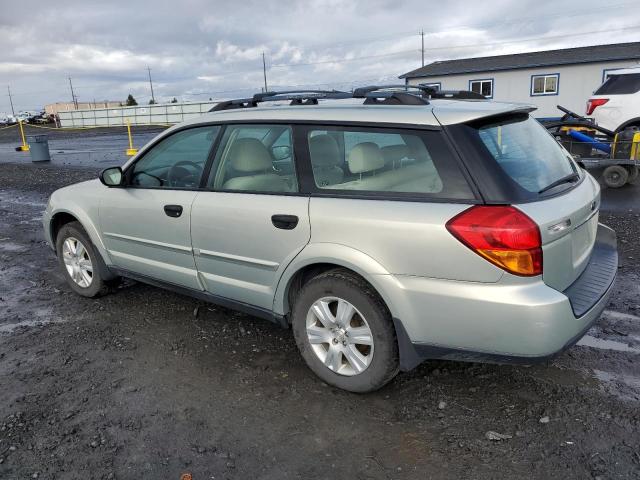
<box><xmin>420</xmin><ymin>29</ymin><xmax>425</xmax><ymax>67</ymax></box>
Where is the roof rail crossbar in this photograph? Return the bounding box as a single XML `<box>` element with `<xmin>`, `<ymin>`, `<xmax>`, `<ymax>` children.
<box><xmin>210</xmin><ymin>89</ymin><xmax>350</xmax><ymax>111</ymax></box>
<box><xmin>362</xmin><ymin>91</ymin><xmax>429</xmax><ymax>106</ymax></box>
<box><xmin>352</xmin><ymin>84</ymin><xmax>436</xmax><ymax>98</ymax></box>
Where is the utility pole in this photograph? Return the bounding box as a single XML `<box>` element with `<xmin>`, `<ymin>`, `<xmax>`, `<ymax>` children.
<box><xmin>7</xmin><ymin>85</ymin><xmax>15</xmax><ymax>116</ymax></box>
<box><xmin>262</xmin><ymin>52</ymin><xmax>268</xmax><ymax>93</ymax></box>
<box><xmin>147</xmin><ymin>66</ymin><xmax>156</xmax><ymax>104</ymax></box>
<box><xmin>420</xmin><ymin>29</ymin><xmax>425</xmax><ymax>67</ymax></box>
<box><xmin>68</xmin><ymin>77</ymin><xmax>78</xmax><ymax>109</ymax></box>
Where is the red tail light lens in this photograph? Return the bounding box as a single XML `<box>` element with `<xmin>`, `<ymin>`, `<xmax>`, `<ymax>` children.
<box><xmin>446</xmin><ymin>206</ymin><xmax>542</xmax><ymax>276</ymax></box>
<box><xmin>586</xmin><ymin>98</ymin><xmax>609</xmax><ymax>115</ymax></box>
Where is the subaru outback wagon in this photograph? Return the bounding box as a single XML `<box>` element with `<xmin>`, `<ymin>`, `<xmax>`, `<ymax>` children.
<box><xmin>43</xmin><ymin>86</ymin><xmax>618</xmax><ymax>392</ymax></box>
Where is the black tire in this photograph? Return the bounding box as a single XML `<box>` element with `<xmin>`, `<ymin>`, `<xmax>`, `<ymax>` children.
<box><xmin>291</xmin><ymin>269</ymin><xmax>399</xmax><ymax>393</ymax></box>
<box><xmin>55</xmin><ymin>221</ymin><xmax>116</xmax><ymax>298</ymax></box>
<box><xmin>602</xmin><ymin>165</ymin><xmax>629</xmax><ymax>188</ymax></box>
<box><xmin>625</xmin><ymin>165</ymin><xmax>639</xmax><ymax>183</ymax></box>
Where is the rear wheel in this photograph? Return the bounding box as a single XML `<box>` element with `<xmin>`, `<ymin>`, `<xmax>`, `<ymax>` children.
<box><xmin>625</xmin><ymin>165</ymin><xmax>639</xmax><ymax>183</ymax></box>
<box><xmin>56</xmin><ymin>221</ymin><xmax>116</xmax><ymax>297</ymax></box>
<box><xmin>291</xmin><ymin>269</ymin><xmax>399</xmax><ymax>393</ymax></box>
<box><xmin>602</xmin><ymin>165</ymin><xmax>629</xmax><ymax>188</ymax></box>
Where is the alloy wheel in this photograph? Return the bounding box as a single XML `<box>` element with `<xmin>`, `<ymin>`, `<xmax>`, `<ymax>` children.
<box><xmin>305</xmin><ymin>296</ymin><xmax>374</xmax><ymax>376</ymax></box>
<box><xmin>62</xmin><ymin>237</ymin><xmax>93</xmax><ymax>288</ymax></box>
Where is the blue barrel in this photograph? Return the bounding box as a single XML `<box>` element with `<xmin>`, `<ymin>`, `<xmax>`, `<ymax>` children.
<box><xmin>567</xmin><ymin>130</ymin><xmax>611</xmax><ymax>154</ymax></box>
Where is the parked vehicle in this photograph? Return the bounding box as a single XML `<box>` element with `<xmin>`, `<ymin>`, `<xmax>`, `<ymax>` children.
<box><xmin>42</xmin><ymin>86</ymin><xmax>618</xmax><ymax>392</ymax></box>
<box><xmin>543</xmin><ymin>105</ymin><xmax>639</xmax><ymax>188</ymax></box>
<box><xmin>588</xmin><ymin>66</ymin><xmax>640</xmax><ymax>132</ymax></box>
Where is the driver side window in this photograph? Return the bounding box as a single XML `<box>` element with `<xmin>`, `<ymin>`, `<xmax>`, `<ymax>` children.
<box><xmin>129</xmin><ymin>126</ymin><xmax>220</xmax><ymax>189</ymax></box>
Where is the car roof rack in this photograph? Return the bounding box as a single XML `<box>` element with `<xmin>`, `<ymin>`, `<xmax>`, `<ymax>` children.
<box><xmin>209</xmin><ymin>90</ymin><xmax>351</xmax><ymax>112</ymax></box>
<box><xmin>208</xmin><ymin>84</ymin><xmax>486</xmax><ymax>112</ymax></box>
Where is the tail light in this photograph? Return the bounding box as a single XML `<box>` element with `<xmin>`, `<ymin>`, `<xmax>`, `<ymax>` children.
<box><xmin>586</xmin><ymin>98</ymin><xmax>609</xmax><ymax>115</ymax></box>
<box><xmin>446</xmin><ymin>206</ymin><xmax>542</xmax><ymax>276</ymax></box>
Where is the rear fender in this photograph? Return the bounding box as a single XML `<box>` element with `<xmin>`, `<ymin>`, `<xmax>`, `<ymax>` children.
<box><xmin>272</xmin><ymin>242</ymin><xmax>400</xmax><ymax>318</ymax></box>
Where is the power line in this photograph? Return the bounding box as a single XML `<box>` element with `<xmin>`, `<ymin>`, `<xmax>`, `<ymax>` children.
<box><xmin>68</xmin><ymin>77</ymin><xmax>78</xmax><ymax>109</ymax></box>
<box><xmin>270</xmin><ymin>24</ymin><xmax>640</xmax><ymax>69</ymax></box>
<box><xmin>147</xmin><ymin>66</ymin><xmax>156</xmax><ymax>104</ymax></box>
<box><xmin>262</xmin><ymin>51</ymin><xmax>268</xmax><ymax>92</ymax></box>
<box><xmin>297</xmin><ymin>1</ymin><xmax>639</xmax><ymax>52</ymax></box>
<box><xmin>7</xmin><ymin>86</ymin><xmax>15</xmax><ymax>116</ymax></box>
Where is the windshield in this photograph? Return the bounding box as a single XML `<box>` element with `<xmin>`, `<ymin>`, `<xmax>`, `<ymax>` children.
<box><xmin>594</xmin><ymin>73</ymin><xmax>640</xmax><ymax>95</ymax></box>
<box><xmin>475</xmin><ymin>115</ymin><xmax>578</xmax><ymax>194</ymax></box>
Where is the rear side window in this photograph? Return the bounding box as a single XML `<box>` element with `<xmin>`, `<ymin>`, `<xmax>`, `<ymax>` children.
<box><xmin>306</xmin><ymin>127</ymin><xmax>474</xmax><ymax>200</ymax></box>
<box><xmin>471</xmin><ymin>115</ymin><xmax>577</xmax><ymax>194</ymax></box>
<box><xmin>594</xmin><ymin>74</ymin><xmax>640</xmax><ymax>95</ymax></box>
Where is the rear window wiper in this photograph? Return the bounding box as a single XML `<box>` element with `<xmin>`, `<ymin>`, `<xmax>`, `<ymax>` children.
<box><xmin>537</xmin><ymin>172</ymin><xmax>580</xmax><ymax>194</ymax></box>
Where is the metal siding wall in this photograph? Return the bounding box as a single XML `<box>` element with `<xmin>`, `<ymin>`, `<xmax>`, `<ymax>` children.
<box><xmin>408</xmin><ymin>60</ymin><xmax>640</xmax><ymax>117</ymax></box>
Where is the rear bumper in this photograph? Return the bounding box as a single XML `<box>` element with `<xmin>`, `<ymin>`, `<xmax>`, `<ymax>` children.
<box><xmin>390</xmin><ymin>223</ymin><xmax>617</xmax><ymax>371</ymax></box>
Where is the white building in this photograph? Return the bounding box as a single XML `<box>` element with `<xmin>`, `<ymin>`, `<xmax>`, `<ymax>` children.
<box><xmin>400</xmin><ymin>42</ymin><xmax>640</xmax><ymax>118</ymax></box>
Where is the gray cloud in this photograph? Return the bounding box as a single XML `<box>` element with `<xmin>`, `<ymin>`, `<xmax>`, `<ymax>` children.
<box><xmin>1</xmin><ymin>0</ymin><xmax>638</xmax><ymax>112</ymax></box>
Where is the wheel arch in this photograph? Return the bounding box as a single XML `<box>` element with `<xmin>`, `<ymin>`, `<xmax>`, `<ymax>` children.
<box><xmin>615</xmin><ymin>117</ymin><xmax>640</xmax><ymax>132</ymax></box>
<box><xmin>273</xmin><ymin>243</ymin><xmax>400</xmax><ymax>321</ymax></box>
<box><xmin>49</xmin><ymin>207</ymin><xmax>112</xmax><ymax>265</ymax></box>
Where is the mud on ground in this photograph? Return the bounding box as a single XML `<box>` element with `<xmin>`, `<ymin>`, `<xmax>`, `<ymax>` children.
<box><xmin>0</xmin><ymin>163</ymin><xmax>639</xmax><ymax>480</ymax></box>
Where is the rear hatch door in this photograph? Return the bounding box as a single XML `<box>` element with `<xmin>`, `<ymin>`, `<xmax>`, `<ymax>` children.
<box><xmin>441</xmin><ymin>111</ymin><xmax>600</xmax><ymax>290</ymax></box>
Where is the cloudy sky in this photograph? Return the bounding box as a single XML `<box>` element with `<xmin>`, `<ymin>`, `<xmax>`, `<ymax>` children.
<box><xmin>1</xmin><ymin>0</ymin><xmax>639</xmax><ymax>113</ymax></box>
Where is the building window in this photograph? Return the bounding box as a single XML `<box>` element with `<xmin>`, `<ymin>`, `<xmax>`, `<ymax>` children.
<box><xmin>531</xmin><ymin>74</ymin><xmax>559</xmax><ymax>96</ymax></box>
<box><xmin>469</xmin><ymin>79</ymin><xmax>493</xmax><ymax>98</ymax></box>
<box><xmin>419</xmin><ymin>82</ymin><xmax>441</xmax><ymax>91</ymax></box>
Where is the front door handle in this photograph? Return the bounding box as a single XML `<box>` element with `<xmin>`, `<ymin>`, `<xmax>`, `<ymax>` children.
<box><xmin>164</xmin><ymin>204</ymin><xmax>183</xmax><ymax>218</ymax></box>
<box><xmin>271</xmin><ymin>214</ymin><xmax>298</xmax><ymax>230</ymax></box>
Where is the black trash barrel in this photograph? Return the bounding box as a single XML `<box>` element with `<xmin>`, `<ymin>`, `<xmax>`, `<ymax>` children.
<box><xmin>27</xmin><ymin>134</ymin><xmax>51</xmax><ymax>162</ymax></box>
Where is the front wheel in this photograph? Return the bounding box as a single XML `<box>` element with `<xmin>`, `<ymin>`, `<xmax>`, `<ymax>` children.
<box><xmin>291</xmin><ymin>269</ymin><xmax>399</xmax><ymax>393</ymax></box>
<box><xmin>55</xmin><ymin>221</ymin><xmax>117</xmax><ymax>298</ymax></box>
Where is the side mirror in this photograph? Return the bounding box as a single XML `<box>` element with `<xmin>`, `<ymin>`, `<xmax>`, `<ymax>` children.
<box><xmin>99</xmin><ymin>167</ymin><xmax>123</xmax><ymax>187</ymax></box>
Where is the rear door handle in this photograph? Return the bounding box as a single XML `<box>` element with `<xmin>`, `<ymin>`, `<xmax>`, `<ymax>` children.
<box><xmin>164</xmin><ymin>204</ymin><xmax>183</xmax><ymax>218</ymax></box>
<box><xmin>271</xmin><ymin>214</ymin><xmax>298</xmax><ymax>230</ymax></box>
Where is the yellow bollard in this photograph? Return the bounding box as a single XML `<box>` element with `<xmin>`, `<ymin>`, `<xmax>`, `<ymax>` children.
<box><xmin>15</xmin><ymin>120</ymin><xmax>30</xmax><ymax>152</ymax></box>
<box><xmin>125</xmin><ymin>120</ymin><xmax>138</xmax><ymax>156</ymax></box>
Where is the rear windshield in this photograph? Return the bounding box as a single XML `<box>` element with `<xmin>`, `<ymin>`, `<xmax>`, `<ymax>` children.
<box><xmin>594</xmin><ymin>74</ymin><xmax>640</xmax><ymax>95</ymax></box>
<box><xmin>455</xmin><ymin>114</ymin><xmax>579</xmax><ymax>198</ymax></box>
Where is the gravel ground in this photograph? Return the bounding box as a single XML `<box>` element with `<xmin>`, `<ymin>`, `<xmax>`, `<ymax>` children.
<box><xmin>0</xmin><ymin>163</ymin><xmax>639</xmax><ymax>480</ymax></box>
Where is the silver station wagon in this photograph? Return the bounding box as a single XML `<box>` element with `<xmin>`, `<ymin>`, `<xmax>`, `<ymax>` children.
<box><xmin>43</xmin><ymin>86</ymin><xmax>618</xmax><ymax>392</ymax></box>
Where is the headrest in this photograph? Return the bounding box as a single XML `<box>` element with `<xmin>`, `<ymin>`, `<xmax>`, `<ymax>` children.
<box><xmin>348</xmin><ymin>142</ymin><xmax>385</xmax><ymax>174</ymax></box>
<box><xmin>310</xmin><ymin>135</ymin><xmax>340</xmax><ymax>167</ymax></box>
<box><xmin>228</xmin><ymin>138</ymin><xmax>272</xmax><ymax>172</ymax></box>
<box><xmin>381</xmin><ymin>144</ymin><xmax>410</xmax><ymax>165</ymax></box>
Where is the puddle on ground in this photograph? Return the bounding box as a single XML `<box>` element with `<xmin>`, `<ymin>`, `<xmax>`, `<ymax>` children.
<box><xmin>577</xmin><ymin>335</ymin><xmax>640</xmax><ymax>354</ymax></box>
<box><xmin>0</xmin><ymin>308</ymin><xmax>56</xmax><ymax>334</ymax></box>
<box><xmin>592</xmin><ymin>369</ymin><xmax>640</xmax><ymax>402</ymax></box>
<box><xmin>602</xmin><ymin>310</ymin><xmax>640</xmax><ymax>322</ymax></box>
<box><xmin>0</xmin><ymin>240</ymin><xmax>28</xmax><ymax>252</ymax></box>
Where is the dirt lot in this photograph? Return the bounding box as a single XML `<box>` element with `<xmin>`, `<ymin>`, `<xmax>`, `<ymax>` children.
<box><xmin>0</xmin><ymin>162</ymin><xmax>639</xmax><ymax>480</ymax></box>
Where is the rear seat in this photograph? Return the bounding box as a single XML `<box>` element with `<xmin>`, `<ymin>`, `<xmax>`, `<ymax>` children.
<box><xmin>333</xmin><ymin>142</ymin><xmax>443</xmax><ymax>193</ymax></box>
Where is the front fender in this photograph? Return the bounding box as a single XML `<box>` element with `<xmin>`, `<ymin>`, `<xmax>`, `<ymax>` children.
<box><xmin>272</xmin><ymin>242</ymin><xmax>402</xmax><ymax>318</ymax></box>
<box><xmin>47</xmin><ymin>181</ymin><xmax>112</xmax><ymax>265</ymax></box>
